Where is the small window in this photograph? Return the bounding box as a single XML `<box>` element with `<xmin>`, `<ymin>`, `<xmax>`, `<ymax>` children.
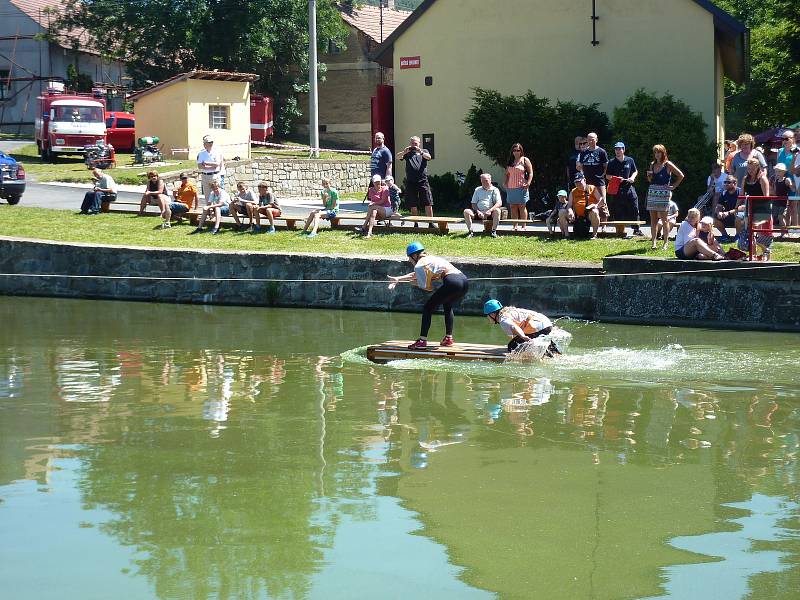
<box><xmin>0</xmin><ymin>69</ymin><xmax>10</xmax><ymax>100</ymax></box>
<box><xmin>105</xmin><ymin>117</ymin><xmax>114</xmax><ymax>128</ymax></box>
<box><xmin>117</xmin><ymin>118</ymin><xmax>135</xmax><ymax>128</ymax></box>
<box><xmin>209</xmin><ymin>105</ymin><xmax>229</xmax><ymax>130</ymax></box>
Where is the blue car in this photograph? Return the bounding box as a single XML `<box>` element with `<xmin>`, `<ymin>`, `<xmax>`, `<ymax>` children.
<box><xmin>0</xmin><ymin>151</ymin><xmax>26</xmax><ymax>205</ymax></box>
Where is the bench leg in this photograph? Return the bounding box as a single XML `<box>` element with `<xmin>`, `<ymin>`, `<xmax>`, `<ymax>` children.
<box><xmin>100</xmin><ymin>200</ymin><xmax>111</xmax><ymax>213</ymax></box>
<box><xmin>330</xmin><ymin>218</ymin><xmax>340</xmax><ymax>229</ymax></box>
<box><xmin>284</xmin><ymin>219</ymin><xmax>297</xmax><ymax>229</ymax></box>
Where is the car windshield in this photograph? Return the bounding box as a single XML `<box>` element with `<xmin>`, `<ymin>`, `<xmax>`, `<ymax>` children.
<box><xmin>53</xmin><ymin>105</ymin><xmax>103</xmax><ymax>123</ymax></box>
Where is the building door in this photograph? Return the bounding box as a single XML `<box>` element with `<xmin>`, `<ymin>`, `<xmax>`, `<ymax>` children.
<box><xmin>370</xmin><ymin>84</ymin><xmax>394</xmax><ymax>154</ymax></box>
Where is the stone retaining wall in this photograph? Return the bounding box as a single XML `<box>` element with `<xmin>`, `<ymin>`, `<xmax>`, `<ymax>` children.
<box><xmin>162</xmin><ymin>158</ymin><xmax>370</xmax><ymax>197</ymax></box>
<box><xmin>1</xmin><ymin>237</ymin><xmax>798</xmax><ymax>331</ymax></box>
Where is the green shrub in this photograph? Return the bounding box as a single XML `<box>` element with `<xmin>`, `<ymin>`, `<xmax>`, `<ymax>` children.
<box><xmin>464</xmin><ymin>88</ymin><xmax>612</xmax><ymax>194</ymax></box>
<box><xmin>422</xmin><ymin>164</ymin><xmax>485</xmax><ymax>213</ymax></box>
<box><xmin>613</xmin><ymin>89</ymin><xmax>717</xmax><ymax>213</ymax></box>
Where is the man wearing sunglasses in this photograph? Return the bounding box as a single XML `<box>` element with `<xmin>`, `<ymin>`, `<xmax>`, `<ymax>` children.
<box><xmin>776</xmin><ymin>130</ymin><xmax>797</xmax><ymax>175</ymax></box>
<box><xmin>713</xmin><ymin>177</ymin><xmax>741</xmax><ymax>242</ymax></box>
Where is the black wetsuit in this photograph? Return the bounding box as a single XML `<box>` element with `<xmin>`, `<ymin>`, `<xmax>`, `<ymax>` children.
<box><xmin>421</xmin><ymin>273</ymin><xmax>469</xmax><ymax>337</ymax></box>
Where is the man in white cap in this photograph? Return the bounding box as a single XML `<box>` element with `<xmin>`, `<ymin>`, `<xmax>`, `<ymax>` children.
<box><xmin>197</xmin><ymin>134</ymin><xmax>224</xmax><ymax>199</ymax></box>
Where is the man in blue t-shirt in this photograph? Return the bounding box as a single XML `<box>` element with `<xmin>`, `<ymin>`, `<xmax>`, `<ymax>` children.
<box><xmin>714</xmin><ymin>176</ymin><xmax>741</xmax><ymax>241</ymax></box>
<box><xmin>606</xmin><ymin>141</ymin><xmax>642</xmax><ymax>237</ymax></box>
<box><xmin>370</xmin><ymin>132</ymin><xmax>393</xmax><ymax>179</ymax></box>
<box><xmin>577</xmin><ymin>132</ymin><xmax>609</xmax><ymax>223</ymax></box>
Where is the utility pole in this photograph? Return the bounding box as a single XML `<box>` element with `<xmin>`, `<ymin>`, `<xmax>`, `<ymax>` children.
<box><xmin>308</xmin><ymin>0</ymin><xmax>320</xmax><ymax>158</ymax></box>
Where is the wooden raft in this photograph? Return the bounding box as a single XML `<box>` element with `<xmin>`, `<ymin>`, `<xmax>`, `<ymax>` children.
<box><xmin>367</xmin><ymin>340</ymin><xmax>509</xmax><ymax>364</ymax></box>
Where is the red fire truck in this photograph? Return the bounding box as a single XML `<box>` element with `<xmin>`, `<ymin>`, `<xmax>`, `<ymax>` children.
<box><xmin>35</xmin><ymin>82</ymin><xmax>107</xmax><ymax>162</ymax></box>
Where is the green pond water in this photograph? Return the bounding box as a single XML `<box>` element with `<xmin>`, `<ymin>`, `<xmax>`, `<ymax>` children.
<box><xmin>1</xmin><ymin>296</ymin><xmax>799</xmax><ymax>600</ymax></box>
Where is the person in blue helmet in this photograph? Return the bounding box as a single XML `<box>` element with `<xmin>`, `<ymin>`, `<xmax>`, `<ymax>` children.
<box><xmin>483</xmin><ymin>299</ymin><xmax>560</xmax><ymax>355</ymax></box>
<box><xmin>388</xmin><ymin>241</ymin><xmax>469</xmax><ymax>349</ymax></box>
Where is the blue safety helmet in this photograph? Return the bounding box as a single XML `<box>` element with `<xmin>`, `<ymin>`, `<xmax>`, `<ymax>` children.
<box><xmin>483</xmin><ymin>299</ymin><xmax>503</xmax><ymax>315</ymax></box>
<box><xmin>406</xmin><ymin>241</ymin><xmax>425</xmax><ymax>257</ymax></box>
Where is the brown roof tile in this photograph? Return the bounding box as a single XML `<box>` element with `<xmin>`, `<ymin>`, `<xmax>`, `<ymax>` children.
<box><xmin>128</xmin><ymin>70</ymin><xmax>260</xmax><ymax>101</ymax></box>
<box><xmin>339</xmin><ymin>4</ymin><xmax>411</xmax><ymax>44</ymax></box>
<box><xmin>9</xmin><ymin>0</ymin><xmax>95</xmax><ymax>54</ymax></box>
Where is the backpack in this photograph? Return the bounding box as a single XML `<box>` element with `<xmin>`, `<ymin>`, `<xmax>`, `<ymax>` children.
<box><xmin>573</xmin><ymin>215</ymin><xmax>592</xmax><ymax>239</ymax></box>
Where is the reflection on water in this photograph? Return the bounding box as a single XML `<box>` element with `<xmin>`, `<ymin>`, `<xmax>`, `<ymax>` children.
<box><xmin>643</xmin><ymin>494</ymin><xmax>800</xmax><ymax>600</ymax></box>
<box><xmin>0</xmin><ymin>297</ymin><xmax>799</xmax><ymax>599</ymax></box>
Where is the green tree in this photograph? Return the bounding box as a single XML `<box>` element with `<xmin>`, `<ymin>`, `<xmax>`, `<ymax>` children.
<box><xmin>464</xmin><ymin>88</ymin><xmax>612</xmax><ymax>194</ymax></box>
<box><xmin>53</xmin><ymin>0</ymin><xmax>349</xmax><ymax>135</ymax></box>
<box><xmin>713</xmin><ymin>0</ymin><xmax>800</xmax><ymax>132</ymax></box>
<box><xmin>613</xmin><ymin>89</ymin><xmax>717</xmax><ymax>211</ymax></box>
<box><xmin>65</xmin><ymin>63</ymin><xmax>93</xmax><ymax>93</ymax></box>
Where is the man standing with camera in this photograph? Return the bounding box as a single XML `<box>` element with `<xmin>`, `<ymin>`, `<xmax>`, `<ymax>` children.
<box><xmin>400</xmin><ymin>136</ymin><xmax>434</xmax><ymax>223</ymax></box>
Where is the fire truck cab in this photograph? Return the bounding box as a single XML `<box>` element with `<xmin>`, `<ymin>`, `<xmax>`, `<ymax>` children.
<box><xmin>35</xmin><ymin>82</ymin><xmax>107</xmax><ymax>162</ymax></box>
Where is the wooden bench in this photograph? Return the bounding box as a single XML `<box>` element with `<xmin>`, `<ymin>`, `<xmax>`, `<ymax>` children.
<box><xmin>400</xmin><ymin>215</ymin><xmax>463</xmax><ymax>233</ymax></box>
<box><xmin>329</xmin><ymin>213</ymin><xmax>462</xmax><ymax>234</ymax></box>
<box><xmin>107</xmin><ymin>203</ymin><xmax>299</xmax><ymax>230</ymax></box>
<box><xmin>185</xmin><ymin>210</ymin><xmax>299</xmax><ymax>229</ymax></box>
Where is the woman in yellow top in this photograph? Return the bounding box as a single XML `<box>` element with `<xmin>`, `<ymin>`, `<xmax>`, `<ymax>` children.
<box><xmin>388</xmin><ymin>242</ymin><xmax>469</xmax><ymax>349</ymax></box>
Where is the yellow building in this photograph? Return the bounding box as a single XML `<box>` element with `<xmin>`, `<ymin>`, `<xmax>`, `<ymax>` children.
<box><xmin>128</xmin><ymin>70</ymin><xmax>259</xmax><ymax>160</ymax></box>
<box><xmin>373</xmin><ymin>0</ymin><xmax>748</xmax><ymax>178</ymax></box>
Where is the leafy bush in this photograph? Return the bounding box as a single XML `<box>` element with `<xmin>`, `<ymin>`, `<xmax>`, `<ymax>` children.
<box><xmin>423</xmin><ymin>164</ymin><xmax>485</xmax><ymax>213</ymax></box>
<box><xmin>464</xmin><ymin>88</ymin><xmax>612</xmax><ymax>194</ymax></box>
<box><xmin>613</xmin><ymin>89</ymin><xmax>717</xmax><ymax>213</ymax></box>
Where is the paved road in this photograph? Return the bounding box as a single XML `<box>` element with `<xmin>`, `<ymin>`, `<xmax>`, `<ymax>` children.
<box><xmin>0</xmin><ymin>139</ymin><xmax>34</xmax><ymax>154</ymax></box>
<box><xmin>1</xmin><ymin>139</ymin><xmax>649</xmax><ymax>236</ymax></box>
<box><xmin>10</xmin><ymin>182</ymin><xmax>660</xmax><ymax>237</ymax></box>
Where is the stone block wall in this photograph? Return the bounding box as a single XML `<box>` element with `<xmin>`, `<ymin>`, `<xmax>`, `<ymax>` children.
<box><xmin>160</xmin><ymin>158</ymin><xmax>371</xmax><ymax>198</ymax></box>
<box><xmin>225</xmin><ymin>159</ymin><xmax>370</xmax><ymax>197</ymax></box>
<box><xmin>1</xmin><ymin>238</ymin><xmax>798</xmax><ymax>331</ymax></box>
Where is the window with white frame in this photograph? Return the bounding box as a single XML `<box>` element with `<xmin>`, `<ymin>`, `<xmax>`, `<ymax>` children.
<box><xmin>208</xmin><ymin>105</ymin><xmax>229</xmax><ymax>129</ymax></box>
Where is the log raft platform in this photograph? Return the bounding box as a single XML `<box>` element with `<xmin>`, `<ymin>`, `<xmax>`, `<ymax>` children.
<box><xmin>366</xmin><ymin>340</ymin><xmax>509</xmax><ymax>364</ymax></box>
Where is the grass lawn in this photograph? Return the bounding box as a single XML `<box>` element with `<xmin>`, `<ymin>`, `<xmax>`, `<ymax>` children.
<box><xmin>3</xmin><ymin>206</ymin><xmax>800</xmax><ymax>264</ymax></box>
<box><xmin>9</xmin><ymin>143</ymin><xmax>200</xmax><ymax>185</ymax></box>
<box><xmin>253</xmin><ymin>148</ymin><xmax>370</xmax><ymax>162</ymax></box>
<box><xmin>252</xmin><ymin>137</ymin><xmax>370</xmax><ymax>162</ymax></box>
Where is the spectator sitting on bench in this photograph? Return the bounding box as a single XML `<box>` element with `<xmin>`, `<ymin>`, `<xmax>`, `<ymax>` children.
<box><xmin>232</xmin><ymin>182</ymin><xmax>258</xmax><ymax>231</ymax></box>
<box><xmin>190</xmin><ymin>176</ymin><xmax>229</xmax><ymax>235</ymax></box>
<box><xmin>548</xmin><ymin>189</ymin><xmax>568</xmax><ymax>235</ymax></box>
<box><xmin>655</xmin><ymin>199</ymin><xmax>679</xmax><ymax>241</ymax></box>
<box><xmin>559</xmin><ymin>172</ymin><xmax>601</xmax><ymax>239</ymax></box>
<box><xmin>464</xmin><ymin>173</ymin><xmax>502</xmax><ymax>238</ymax></box>
<box><xmin>302</xmin><ymin>177</ymin><xmax>339</xmax><ymax>238</ymax></box>
<box><xmin>80</xmin><ymin>167</ymin><xmax>117</xmax><ymax>214</ymax></box>
<box><xmin>356</xmin><ymin>174</ymin><xmax>392</xmax><ymax>238</ymax></box>
<box><xmin>251</xmin><ymin>181</ymin><xmax>280</xmax><ymax>233</ymax></box>
<box><xmin>714</xmin><ymin>176</ymin><xmax>740</xmax><ymax>241</ymax></box>
<box><xmin>138</xmin><ymin>170</ymin><xmax>169</xmax><ymax>220</ymax></box>
<box><xmin>164</xmin><ymin>172</ymin><xmax>197</xmax><ymax>225</ymax></box>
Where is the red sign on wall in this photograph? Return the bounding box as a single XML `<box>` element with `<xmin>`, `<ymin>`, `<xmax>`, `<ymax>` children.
<box><xmin>400</xmin><ymin>56</ymin><xmax>421</xmax><ymax>69</ymax></box>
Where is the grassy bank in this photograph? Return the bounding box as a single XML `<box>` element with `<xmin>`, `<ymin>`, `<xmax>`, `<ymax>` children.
<box><xmin>9</xmin><ymin>144</ymin><xmax>196</xmax><ymax>185</ymax></box>
<box><xmin>3</xmin><ymin>206</ymin><xmax>800</xmax><ymax>264</ymax></box>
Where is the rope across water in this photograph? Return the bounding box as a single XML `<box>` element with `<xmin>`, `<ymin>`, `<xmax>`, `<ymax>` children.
<box><xmin>0</xmin><ymin>263</ymin><xmax>796</xmax><ymax>284</ymax></box>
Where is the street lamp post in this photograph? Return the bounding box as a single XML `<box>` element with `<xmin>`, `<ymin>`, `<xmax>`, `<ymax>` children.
<box><xmin>308</xmin><ymin>0</ymin><xmax>320</xmax><ymax>158</ymax></box>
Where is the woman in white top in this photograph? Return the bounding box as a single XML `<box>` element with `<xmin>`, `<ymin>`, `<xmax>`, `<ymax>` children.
<box><xmin>674</xmin><ymin>207</ymin><xmax>725</xmax><ymax>260</ymax></box>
